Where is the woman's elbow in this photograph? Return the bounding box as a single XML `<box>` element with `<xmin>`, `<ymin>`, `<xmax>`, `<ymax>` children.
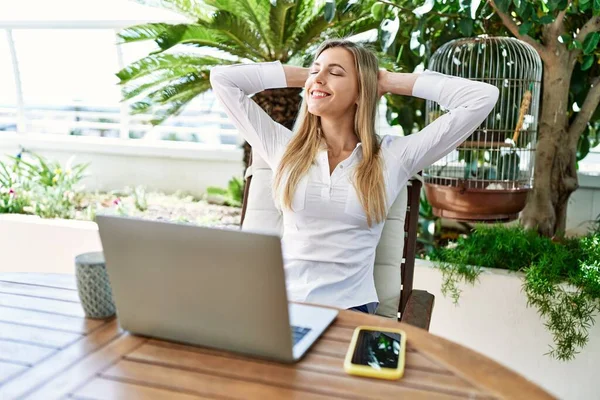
<box><xmin>481</xmin><ymin>83</ymin><xmax>500</xmax><ymax>113</ymax></box>
<box><xmin>209</xmin><ymin>67</ymin><xmax>224</xmax><ymax>87</ymax></box>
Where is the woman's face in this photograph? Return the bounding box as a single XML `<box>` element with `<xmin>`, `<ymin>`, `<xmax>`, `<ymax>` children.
<box><xmin>305</xmin><ymin>47</ymin><xmax>359</xmax><ymax>118</ymax></box>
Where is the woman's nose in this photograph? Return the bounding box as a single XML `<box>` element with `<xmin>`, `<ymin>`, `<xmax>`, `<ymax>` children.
<box><xmin>314</xmin><ymin>71</ymin><xmax>326</xmax><ymax>84</ymax></box>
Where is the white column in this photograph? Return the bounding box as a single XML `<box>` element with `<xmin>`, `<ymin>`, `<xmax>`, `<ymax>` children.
<box><xmin>6</xmin><ymin>29</ymin><xmax>26</xmax><ymax>133</ymax></box>
<box><xmin>114</xmin><ymin>28</ymin><xmax>129</xmax><ymax>140</ymax></box>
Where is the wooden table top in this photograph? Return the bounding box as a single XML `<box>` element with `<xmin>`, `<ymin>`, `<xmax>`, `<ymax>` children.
<box><xmin>0</xmin><ymin>273</ymin><xmax>554</xmax><ymax>400</ymax></box>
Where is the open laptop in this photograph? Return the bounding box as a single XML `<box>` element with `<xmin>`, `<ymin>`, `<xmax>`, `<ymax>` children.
<box><xmin>95</xmin><ymin>214</ymin><xmax>337</xmax><ymax>363</ymax></box>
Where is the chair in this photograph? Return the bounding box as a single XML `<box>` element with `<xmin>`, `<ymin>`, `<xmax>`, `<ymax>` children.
<box><xmin>241</xmin><ymin>151</ymin><xmax>435</xmax><ymax>330</ymax></box>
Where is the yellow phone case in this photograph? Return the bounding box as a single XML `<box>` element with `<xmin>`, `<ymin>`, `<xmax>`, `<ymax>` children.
<box><xmin>343</xmin><ymin>325</ymin><xmax>407</xmax><ymax>380</ymax></box>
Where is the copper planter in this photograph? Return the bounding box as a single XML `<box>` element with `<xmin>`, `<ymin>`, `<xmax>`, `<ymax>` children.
<box><xmin>424</xmin><ymin>182</ymin><xmax>530</xmax><ymax>222</ymax></box>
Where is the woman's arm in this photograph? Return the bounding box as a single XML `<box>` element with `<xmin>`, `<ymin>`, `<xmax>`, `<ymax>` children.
<box><xmin>377</xmin><ymin>69</ymin><xmax>418</xmax><ymax>97</ymax></box>
<box><xmin>381</xmin><ymin>70</ymin><xmax>499</xmax><ymax>179</ymax></box>
<box><xmin>209</xmin><ymin>61</ymin><xmax>295</xmax><ymax>169</ymax></box>
<box><xmin>283</xmin><ymin>65</ymin><xmax>309</xmax><ymax>88</ymax></box>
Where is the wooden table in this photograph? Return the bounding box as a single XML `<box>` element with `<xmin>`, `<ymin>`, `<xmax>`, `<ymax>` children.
<box><xmin>0</xmin><ymin>273</ymin><xmax>554</xmax><ymax>400</ymax></box>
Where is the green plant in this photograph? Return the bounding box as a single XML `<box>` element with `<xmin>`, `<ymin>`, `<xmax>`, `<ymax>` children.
<box><xmin>0</xmin><ymin>150</ymin><xmax>89</xmax><ymax>219</ymax></box>
<box><xmin>432</xmin><ymin>225</ymin><xmax>600</xmax><ymax>361</ymax></box>
<box><xmin>130</xmin><ymin>186</ymin><xmax>148</xmax><ymax>212</ymax></box>
<box><xmin>206</xmin><ymin>177</ymin><xmax>244</xmax><ymax>208</ymax></box>
<box><xmin>0</xmin><ymin>154</ymin><xmax>32</xmax><ymax>214</ymax></box>
<box><xmin>18</xmin><ymin>153</ymin><xmax>88</xmax><ymax>219</ymax></box>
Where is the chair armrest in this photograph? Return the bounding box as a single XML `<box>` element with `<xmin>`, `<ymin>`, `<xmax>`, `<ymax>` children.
<box><xmin>400</xmin><ymin>290</ymin><xmax>435</xmax><ymax>331</ymax></box>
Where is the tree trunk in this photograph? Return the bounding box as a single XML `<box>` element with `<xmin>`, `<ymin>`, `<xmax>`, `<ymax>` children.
<box><xmin>520</xmin><ymin>60</ymin><xmax>578</xmax><ymax>237</ymax></box>
<box><xmin>243</xmin><ymin>87</ymin><xmax>303</xmax><ymax>178</ymax></box>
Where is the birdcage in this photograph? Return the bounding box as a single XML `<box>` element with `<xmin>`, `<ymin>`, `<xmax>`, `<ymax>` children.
<box><xmin>423</xmin><ymin>36</ymin><xmax>542</xmax><ymax>222</ymax></box>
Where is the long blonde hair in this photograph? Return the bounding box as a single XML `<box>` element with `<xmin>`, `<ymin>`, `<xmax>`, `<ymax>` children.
<box><xmin>273</xmin><ymin>38</ymin><xmax>386</xmax><ymax>226</ymax></box>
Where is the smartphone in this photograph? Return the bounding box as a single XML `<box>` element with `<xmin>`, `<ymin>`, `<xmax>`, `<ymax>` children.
<box><xmin>343</xmin><ymin>325</ymin><xmax>406</xmax><ymax>380</ymax></box>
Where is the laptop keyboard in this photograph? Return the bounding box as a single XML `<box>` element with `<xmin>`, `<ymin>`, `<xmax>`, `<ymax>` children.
<box><xmin>291</xmin><ymin>325</ymin><xmax>312</xmax><ymax>345</ymax></box>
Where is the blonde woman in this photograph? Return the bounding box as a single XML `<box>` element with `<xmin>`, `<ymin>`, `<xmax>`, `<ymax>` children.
<box><xmin>210</xmin><ymin>38</ymin><xmax>499</xmax><ymax>314</ymax></box>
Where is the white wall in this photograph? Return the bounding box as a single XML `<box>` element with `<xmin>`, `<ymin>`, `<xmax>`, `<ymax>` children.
<box><xmin>415</xmin><ymin>259</ymin><xmax>599</xmax><ymax>400</ymax></box>
<box><xmin>0</xmin><ymin>215</ymin><xmax>102</xmax><ymax>274</ymax></box>
<box><xmin>566</xmin><ymin>173</ymin><xmax>600</xmax><ymax>235</ymax></box>
<box><xmin>0</xmin><ymin>133</ymin><xmax>244</xmax><ymax>197</ymax></box>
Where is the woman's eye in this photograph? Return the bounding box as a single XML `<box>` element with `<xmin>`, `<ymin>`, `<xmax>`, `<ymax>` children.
<box><xmin>309</xmin><ymin>71</ymin><xmax>341</xmax><ymax>76</ymax></box>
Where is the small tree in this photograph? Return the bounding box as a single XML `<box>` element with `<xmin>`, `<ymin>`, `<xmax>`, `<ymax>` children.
<box><xmin>363</xmin><ymin>0</ymin><xmax>600</xmax><ymax>237</ymax></box>
<box><xmin>487</xmin><ymin>0</ymin><xmax>600</xmax><ymax>237</ymax></box>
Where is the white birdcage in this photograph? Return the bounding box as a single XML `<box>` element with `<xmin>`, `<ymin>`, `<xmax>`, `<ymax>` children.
<box><xmin>423</xmin><ymin>36</ymin><xmax>542</xmax><ymax>222</ymax></box>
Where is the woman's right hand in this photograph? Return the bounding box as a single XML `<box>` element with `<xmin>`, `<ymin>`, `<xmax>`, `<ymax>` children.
<box><xmin>377</xmin><ymin>68</ymin><xmax>389</xmax><ymax>99</ymax></box>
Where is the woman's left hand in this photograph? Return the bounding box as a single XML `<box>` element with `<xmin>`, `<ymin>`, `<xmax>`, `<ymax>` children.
<box><xmin>377</xmin><ymin>68</ymin><xmax>388</xmax><ymax>99</ymax></box>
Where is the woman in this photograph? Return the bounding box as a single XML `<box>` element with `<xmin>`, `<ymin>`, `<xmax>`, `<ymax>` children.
<box><xmin>210</xmin><ymin>38</ymin><xmax>499</xmax><ymax>314</ymax></box>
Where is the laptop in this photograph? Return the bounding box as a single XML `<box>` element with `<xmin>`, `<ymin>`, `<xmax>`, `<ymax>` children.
<box><xmin>95</xmin><ymin>214</ymin><xmax>338</xmax><ymax>363</ymax></box>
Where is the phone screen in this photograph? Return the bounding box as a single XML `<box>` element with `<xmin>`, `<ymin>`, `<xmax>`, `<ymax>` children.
<box><xmin>351</xmin><ymin>329</ymin><xmax>402</xmax><ymax>369</ymax></box>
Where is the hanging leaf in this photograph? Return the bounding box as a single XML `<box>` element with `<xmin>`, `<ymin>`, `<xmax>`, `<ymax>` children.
<box><xmin>539</xmin><ymin>15</ymin><xmax>554</xmax><ymax>24</ymax></box>
<box><xmin>413</xmin><ymin>0</ymin><xmax>435</xmax><ymax>17</ymax></box>
<box><xmin>515</xmin><ymin>1</ymin><xmax>533</xmax><ymax>19</ymax></box>
<box><xmin>569</xmin><ymin>39</ymin><xmax>583</xmax><ymax>50</ymax></box>
<box><xmin>583</xmin><ymin>32</ymin><xmax>600</xmax><ymax>55</ymax></box>
<box><xmin>559</xmin><ymin>34</ymin><xmax>572</xmax><ymax>46</ymax></box>
<box><xmin>582</xmin><ymin>55</ymin><xmax>595</xmax><ymax>71</ymax></box>
<box><xmin>459</xmin><ymin>19</ymin><xmax>474</xmax><ymax>36</ymax></box>
<box><xmin>519</xmin><ymin>22</ymin><xmax>532</xmax><ymax>35</ymax></box>
<box><xmin>371</xmin><ymin>2</ymin><xmax>385</xmax><ymax>20</ymax></box>
<box><xmin>395</xmin><ymin>44</ymin><xmax>405</xmax><ymax>64</ymax></box>
<box><xmin>324</xmin><ymin>0</ymin><xmax>336</xmax><ymax>23</ymax></box>
<box><xmin>580</xmin><ymin>0</ymin><xmax>592</xmax><ymax>11</ymax></box>
<box><xmin>577</xmin><ymin>130</ymin><xmax>591</xmax><ymax>161</ymax></box>
<box><xmin>594</xmin><ymin>0</ymin><xmax>600</xmax><ymax>14</ymax></box>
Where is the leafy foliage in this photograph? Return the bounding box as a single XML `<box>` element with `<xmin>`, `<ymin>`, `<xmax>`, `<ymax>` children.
<box><xmin>431</xmin><ymin>224</ymin><xmax>600</xmax><ymax>361</ymax></box>
<box><xmin>206</xmin><ymin>176</ymin><xmax>244</xmax><ymax>207</ymax></box>
<box><xmin>0</xmin><ymin>150</ymin><xmax>88</xmax><ymax>219</ymax></box>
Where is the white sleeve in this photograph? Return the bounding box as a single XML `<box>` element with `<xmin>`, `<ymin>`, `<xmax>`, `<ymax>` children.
<box><xmin>209</xmin><ymin>61</ymin><xmax>293</xmax><ymax>169</ymax></box>
<box><xmin>384</xmin><ymin>70</ymin><xmax>499</xmax><ymax>179</ymax></box>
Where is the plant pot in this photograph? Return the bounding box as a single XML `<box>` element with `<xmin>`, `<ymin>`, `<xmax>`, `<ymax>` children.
<box><xmin>424</xmin><ymin>182</ymin><xmax>530</xmax><ymax>222</ymax></box>
<box><xmin>75</xmin><ymin>251</ymin><xmax>116</xmax><ymax>319</ymax></box>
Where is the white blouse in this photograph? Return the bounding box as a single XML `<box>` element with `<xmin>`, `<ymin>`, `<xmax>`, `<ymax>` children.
<box><xmin>210</xmin><ymin>61</ymin><xmax>499</xmax><ymax>309</ymax></box>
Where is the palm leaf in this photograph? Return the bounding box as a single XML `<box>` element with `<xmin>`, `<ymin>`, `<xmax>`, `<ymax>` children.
<box><xmin>287</xmin><ymin>15</ymin><xmax>330</xmax><ymax>54</ymax></box>
<box><xmin>116</xmin><ymin>53</ymin><xmax>227</xmax><ymax>84</ymax></box>
<box><xmin>153</xmin><ymin>24</ymin><xmax>262</xmax><ymax>61</ymax></box>
<box><xmin>269</xmin><ymin>0</ymin><xmax>296</xmax><ymax>58</ymax></box>
<box><xmin>117</xmin><ymin>23</ymin><xmax>173</xmax><ymax>44</ymax></box>
<box><xmin>121</xmin><ymin>66</ymin><xmax>202</xmax><ymax>101</ymax></box>
<box><xmin>130</xmin><ymin>73</ymin><xmax>212</xmax><ymax>125</ymax></box>
<box><xmin>204</xmin><ymin>11</ymin><xmax>268</xmax><ymax>59</ymax></box>
<box><xmin>149</xmin><ymin>82</ymin><xmax>212</xmax><ymax>125</ymax></box>
<box><xmin>203</xmin><ymin>0</ymin><xmax>273</xmax><ymax>55</ymax></box>
<box><xmin>323</xmin><ymin>15</ymin><xmax>380</xmax><ymax>41</ymax></box>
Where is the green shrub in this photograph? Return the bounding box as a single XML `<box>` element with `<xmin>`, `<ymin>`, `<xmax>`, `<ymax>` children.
<box><xmin>0</xmin><ymin>150</ymin><xmax>88</xmax><ymax>219</ymax></box>
<box><xmin>432</xmin><ymin>224</ymin><xmax>600</xmax><ymax>361</ymax></box>
<box><xmin>206</xmin><ymin>177</ymin><xmax>244</xmax><ymax>208</ymax></box>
